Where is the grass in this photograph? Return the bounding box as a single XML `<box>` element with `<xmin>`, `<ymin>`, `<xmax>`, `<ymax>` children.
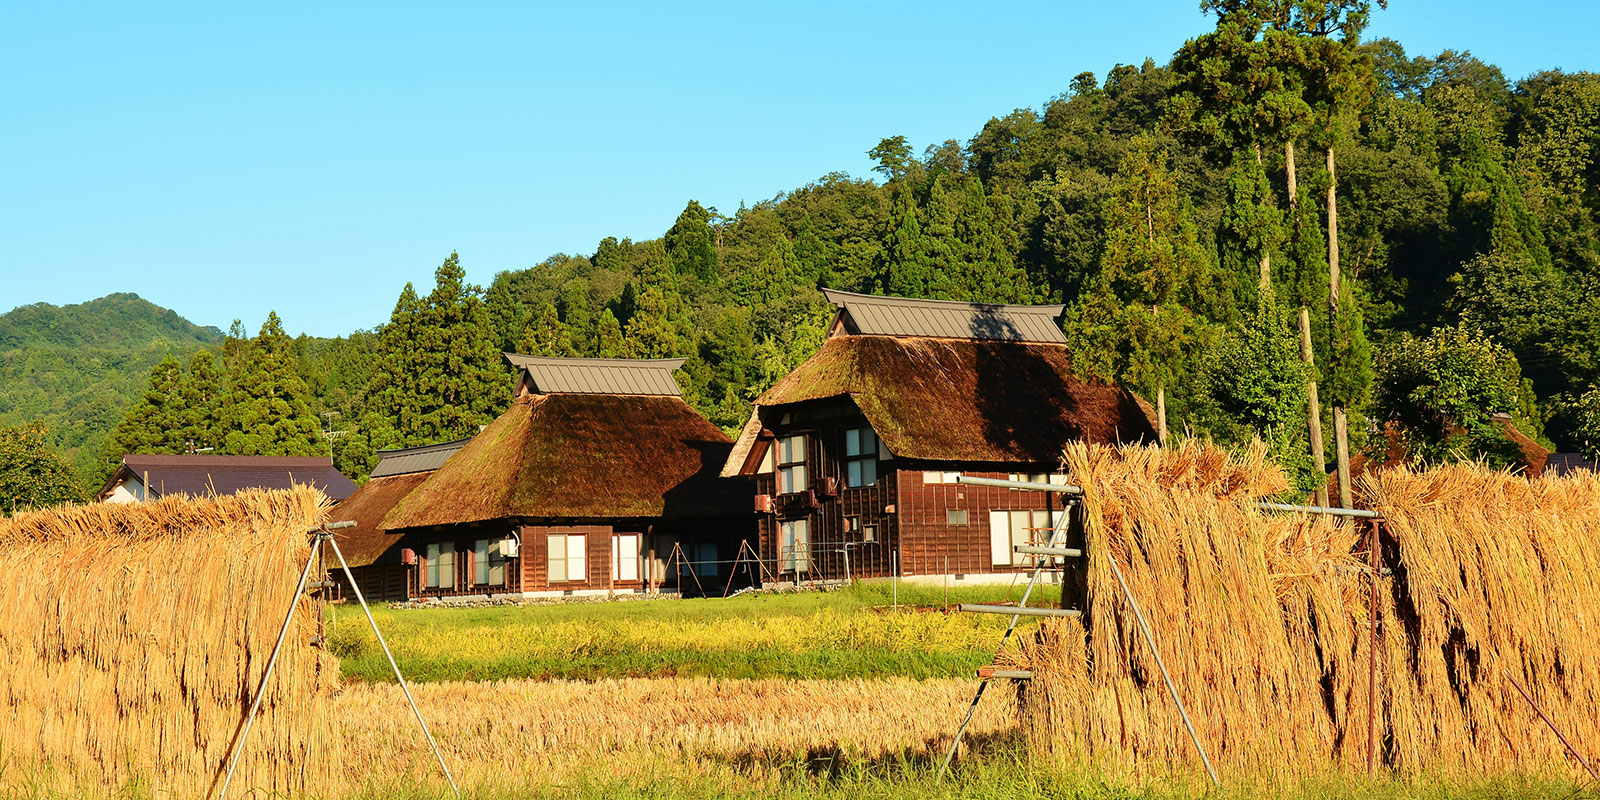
<box><xmin>328</xmin><ymin>579</ymin><xmax>1061</xmax><ymax>682</ymax></box>
<box><xmin>339</xmin><ymin>758</ymin><xmax>1589</xmax><ymax>800</ymax></box>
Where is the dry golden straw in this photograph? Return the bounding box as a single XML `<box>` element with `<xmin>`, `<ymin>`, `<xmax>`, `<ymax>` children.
<box><xmin>338</xmin><ymin>677</ymin><xmax>1015</xmax><ymax>789</ymax></box>
<box><xmin>0</xmin><ymin>487</ymin><xmax>342</xmax><ymax>797</ymax></box>
<box><xmin>1005</xmin><ymin>441</ymin><xmax>1600</xmax><ymax>782</ymax></box>
<box><xmin>1368</xmin><ymin>464</ymin><xmax>1600</xmax><ymax>775</ymax></box>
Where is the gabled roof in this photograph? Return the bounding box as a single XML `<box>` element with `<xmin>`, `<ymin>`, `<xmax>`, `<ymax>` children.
<box><xmin>503</xmin><ymin>353</ymin><xmax>686</xmax><ymax>396</ymax></box>
<box><xmin>384</xmin><ymin>393</ymin><xmax>747</xmax><ymax>529</ymax></box>
<box><xmin>822</xmin><ymin>288</ymin><xmax>1067</xmax><ymax>343</ymax></box>
<box><xmin>368</xmin><ymin>438</ymin><xmax>471</xmax><ymax>478</ymax></box>
<box><xmin>723</xmin><ymin>336</ymin><xmax>1156</xmax><ymax>474</ymax></box>
<box><xmin>100</xmin><ymin>454</ymin><xmax>357</xmax><ymax>501</ymax></box>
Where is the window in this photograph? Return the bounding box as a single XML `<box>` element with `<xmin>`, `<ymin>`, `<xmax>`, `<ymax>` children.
<box><xmin>862</xmin><ymin>524</ymin><xmax>876</xmax><ymax>543</ymax></box>
<box><xmin>777</xmin><ymin>434</ymin><xmax>807</xmax><ymax>494</ymax></box>
<box><xmin>922</xmin><ymin>471</ymin><xmax>961</xmax><ymax>484</ymax></box>
<box><xmin>842</xmin><ymin>427</ymin><xmax>878</xmax><ymax>487</ymax></box>
<box><xmin>781</xmin><ymin>519</ymin><xmax>810</xmax><ymax>573</ymax></box>
<box><xmin>844</xmin><ymin>515</ymin><xmax>860</xmax><ymax>534</ymax></box>
<box><xmin>424</xmin><ymin>542</ymin><xmax>454</xmax><ymax>590</ymax></box>
<box><xmin>947</xmin><ymin>509</ymin><xmax>969</xmax><ymax>526</ymax></box>
<box><xmin>988</xmin><ymin>510</ymin><xmax>1066</xmax><ymax>566</ymax></box>
<box><xmin>473</xmin><ymin>538</ymin><xmax>505</xmax><ymax>587</ymax></box>
<box><xmin>612</xmin><ymin>534</ymin><xmax>641</xmax><ymax>582</ymax></box>
<box><xmin>547</xmin><ymin>533</ymin><xmax>587</xmax><ymax>583</ymax></box>
<box><xmin>1008</xmin><ymin>472</ymin><xmax>1070</xmax><ymax>486</ymax></box>
<box><xmin>692</xmin><ymin>542</ymin><xmax>719</xmax><ymax>577</ymax></box>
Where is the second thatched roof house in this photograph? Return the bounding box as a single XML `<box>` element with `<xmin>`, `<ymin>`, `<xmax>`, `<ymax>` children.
<box><xmin>377</xmin><ymin>354</ymin><xmax>753</xmax><ymax>599</ymax></box>
<box><xmin>722</xmin><ymin>289</ymin><xmax>1158</xmax><ymax>585</ymax></box>
<box><xmin>329</xmin><ymin>438</ymin><xmax>470</xmax><ymax>601</ymax></box>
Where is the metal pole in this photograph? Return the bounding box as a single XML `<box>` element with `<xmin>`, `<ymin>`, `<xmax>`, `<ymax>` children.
<box><xmin>326</xmin><ymin>535</ymin><xmax>460</xmax><ymax>797</ymax></box>
<box><xmin>1506</xmin><ymin>671</ymin><xmax>1599</xmax><ymax>782</ymax></box>
<box><xmin>1366</xmin><ymin>518</ymin><xmax>1381</xmax><ymax>775</ymax></box>
<box><xmin>938</xmin><ymin>511</ymin><xmax>1070</xmax><ymax>780</ymax></box>
<box><xmin>1107</xmin><ymin>553</ymin><xmax>1220</xmax><ymax>790</ymax></box>
<box><xmin>217</xmin><ymin>534</ymin><xmax>321</xmax><ymax>800</ymax></box>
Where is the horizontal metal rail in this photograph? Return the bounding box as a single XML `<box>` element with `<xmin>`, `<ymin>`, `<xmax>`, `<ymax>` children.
<box><xmin>1015</xmin><ymin>544</ymin><xmax>1083</xmax><ymax>558</ymax></box>
<box><xmin>959</xmin><ymin>603</ymin><xmax>1082</xmax><ymax>618</ymax></box>
<box><xmin>976</xmin><ymin>667</ymin><xmax>1033</xmax><ymax>680</ymax></box>
<box><xmin>1256</xmin><ymin>501</ymin><xmax>1381</xmax><ymax>519</ymax></box>
<box><xmin>957</xmin><ymin>473</ymin><xmax>1381</xmax><ymax>520</ymax></box>
<box><xmin>954</xmin><ymin>475</ymin><xmax>1083</xmax><ymax>494</ymax></box>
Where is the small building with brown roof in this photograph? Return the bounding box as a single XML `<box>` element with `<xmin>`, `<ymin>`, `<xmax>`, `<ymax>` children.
<box><xmin>99</xmin><ymin>454</ymin><xmax>357</xmax><ymax>503</ymax></box>
<box><xmin>328</xmin><ymin>438</ymin><xmax>470</xmax><ymax>602</ymax></box>
<box><xmin>722</xmin><ymin>289</ymin><xmax>1158</xmax><ymax>584</ymax></box>
<box><xmin>379</xmin><ymin>354</ymin><xmax>753</xmax><ymax>599</ymax></box>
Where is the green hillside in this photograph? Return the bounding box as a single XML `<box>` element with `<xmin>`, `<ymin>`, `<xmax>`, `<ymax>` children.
<box><xmin>0</xmin><ymin>294</ymin><xmax>223</xmax><ymax>487</ymax></box>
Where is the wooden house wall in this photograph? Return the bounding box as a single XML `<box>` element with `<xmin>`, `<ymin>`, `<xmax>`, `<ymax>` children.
<box><xmin>752</xmin><ymin>399</ymin><xmax>1079</xmax><ymax>582</ymax></box>
<box><xmin>893</xmin><ymin>467</ymin><xmax>1074</xmax><ymax>578</ymax></box>
<box><xmin>337</xmin><ymin>563</ymin><xmax>411</xmax><ymax>603</ymax></box>
<box><xmin>754</xmin><ymin>399</ymin><xmax>898</xmax><ymax>582</ymax></box>
<box><xmin>400</xmin><ymin>517</ymin><xmax>756</xmax><ymax>598</ymax></box>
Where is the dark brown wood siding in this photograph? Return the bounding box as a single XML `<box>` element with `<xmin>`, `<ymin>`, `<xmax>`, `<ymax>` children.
<box><xmin>750</xmin><ymin>397</ymin><xmax>1081</xmax><ymax>582</ymax></box>
<box><xmin>755</xmin><ymin>399</ymin><xmax>898</xmax><ymax>581</ymax></box>
<box><xmin>893</xmin><ymin>467</ymin><xmax>1073</xmax><ymax>577</ymax></box>
<box><xmin>401</xmin><ymin>517</ymin><xmax>757</xmax><ymax>597</ymax></box>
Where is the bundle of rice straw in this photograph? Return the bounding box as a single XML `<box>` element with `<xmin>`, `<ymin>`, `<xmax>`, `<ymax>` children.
<box><xmin>0</xmin><ymin>487</ymin><xmax>342</xmax><ymax>797</ymax></box>
<box><xmin>1006</xmin><ymin>441</ymin><xmax>1600</xmax><ymax>781</ymax></box>
<box><xmin>1002</xmin><ymin>441</ymin><xmax>1374</xmax><ymax>780</ymax></box>
<box><xmin>1369</xmin><ymin>464</ymin><xmax>1600</xmax><ymax>775</ymax></box>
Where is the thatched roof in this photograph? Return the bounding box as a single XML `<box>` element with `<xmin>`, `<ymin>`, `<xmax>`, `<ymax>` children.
<box><xmin>725</xmin><ymin>335</ymin><xmax>1157</xmax><ymax>474</ymax></box>
<box><xmin>384</xmin><ymin>393</ymin><xmax>746</xmax><ymax>530</ymax></box>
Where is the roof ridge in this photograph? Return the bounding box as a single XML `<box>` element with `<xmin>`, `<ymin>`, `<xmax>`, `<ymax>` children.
<box><xmin>821</xmin><ymin>288</ymin><xmax>1066</xmax><ymax>315</ymax></box>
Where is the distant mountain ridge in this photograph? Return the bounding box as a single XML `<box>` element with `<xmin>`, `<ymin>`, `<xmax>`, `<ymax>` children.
<box><xmin>0</xmin><ymin>292</ymin><xmax>223</xmax><ymax>350</ymax></box>
<box><xmin>0</xmin><ymin>293</ymin><xmax>224</xmax><ymax>488</ymax></box>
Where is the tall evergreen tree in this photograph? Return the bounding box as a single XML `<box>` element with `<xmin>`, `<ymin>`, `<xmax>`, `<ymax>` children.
<box><xmin>411</xmin><ymin>253</ymin><xmax>505</xmax><ymax>443</ymax></box>
<box><xmin>518</xmin><ymin>301</ymin><xmax>577</xmax><ymax>357</ymax></box>
<box><xmin>220</xmin><ymin>312</ymin><xmax>323</xmax><ymax>456</ymax></box>
<box><xmin>595</xmin><ymin>308</ymin><xmax>626</xmax><ymax>358</ymax></box>
<box><xmin>623</xmin><ymin>287</ymin><xmax>683</xmax><ymax>359</ymax></box>
<box><xmin>103</xmin><ymin>354</ymin><xmax>188</xmax><ymax>463</ymax></box>
<box><xmin>664</xmin><ymin>200</ymin><xmax>720</xmax><ymax>283</ymax></box>
<box><xmin>369</xmin><ymin>282</ymin><xmax>426</xmax><ymax>446</ymax></box>
<box><xmin>178</xmin><ymin>350</ymin><xmax>225</xmax><ymax>451</ymax></box>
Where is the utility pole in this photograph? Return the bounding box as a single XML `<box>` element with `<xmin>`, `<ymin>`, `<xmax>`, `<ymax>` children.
<box><xmin>1298</xmin><ymin>310</ymin><xmax>1329</xmax><ymax>507</ymax></box>
<box><xmin>1328</xmin><ymin>147</ymin><xmax>1353</xmax><ymax>509</ymax></box>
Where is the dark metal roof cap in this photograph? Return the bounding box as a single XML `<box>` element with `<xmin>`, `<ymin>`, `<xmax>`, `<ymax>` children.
<box><xmin>502</xmin><ymin>353</ymin><xmax>686</xmax><ymax>396</ymax></box>
<box><xmin>821</xmin><ymin>288</ymin><xmax>1067</xmax><ymax>343</ymax></box>
<box><xmin>369</xmin><ymin>438</ymin><xmax>473</xmax><ymax>478</ymax></box>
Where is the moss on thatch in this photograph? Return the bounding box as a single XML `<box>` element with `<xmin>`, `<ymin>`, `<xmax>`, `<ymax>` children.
<box><xmin>753</xmin><ymin>336</ymin><xmax>1157</xmax><ymax>464</ymax></box>
<box><xmin>385</xmin><ymin>393</ymin><xmax>745</xmax><ymax>530</ymax></box>
<box><xmin>0</xmin><ymin>487</ymin><xmax>341</xmax><ymax>796</ymax></box>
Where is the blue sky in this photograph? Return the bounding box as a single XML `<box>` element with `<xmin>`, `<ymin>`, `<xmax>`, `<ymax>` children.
<box><xmin>2</xmin><ymin>1</ymin><xmax>1596</xmax><ymax>337</ymax></box>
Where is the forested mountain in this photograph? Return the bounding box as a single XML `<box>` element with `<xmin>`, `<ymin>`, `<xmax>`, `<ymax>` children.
<box><xmin>0</xmin><ymin>294</ymin><xmax>224</xmax><ymax>484</ymax></box>
<box><xmin>8</xmin><ymin>2</ymin><xmax>1600</xmax><ymax>502</ymax></box>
